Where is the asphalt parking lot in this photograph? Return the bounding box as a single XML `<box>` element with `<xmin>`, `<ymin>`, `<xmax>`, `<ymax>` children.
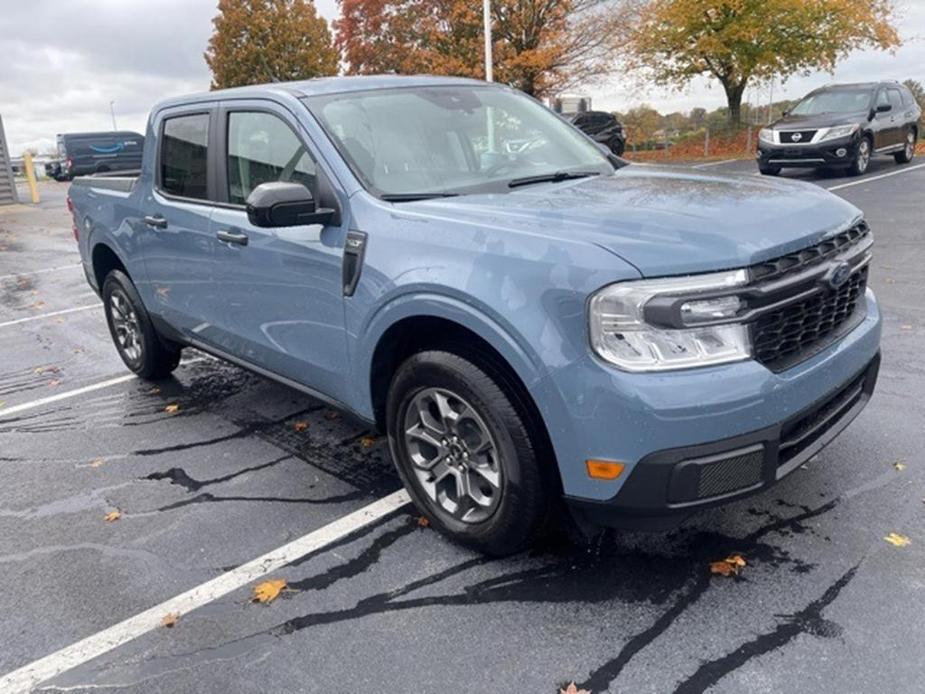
<box><xmin>1</xmin><ymin>158</ymin><xmax>924</xmax><ymax>694</ymax></box>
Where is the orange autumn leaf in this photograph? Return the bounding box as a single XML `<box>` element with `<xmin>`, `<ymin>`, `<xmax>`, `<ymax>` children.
<box><xmin>104</xmin><ymin>510</ymin><xmax>122</xmax><ymax>523</ymax></box>
<box><xmin>360</xmin><ymin>435</ymin><xmax>377</xmax><ymax>449</ymax></box>
<box><xmin>710</xmin><ymin>554</ymin><xmax>746</xmax><ymax>577</ymax></box>
<box><xmin>560</xmin><ymin>683</ymin><xmax>591</xmax><ymax>694</ymax></box>
<box><xmin>292</xmin><ymin>421</ymin><xmax>309</xmax><ymax>432</ymax></box>
<box><xmin>90</xmin><ymin>458</ymin><xmax>105</xmax><ymax>468</ymax></box>
<box><xmin>252</xmin><ymin>579</ymin><xmax>287</xmax><ymax>604</ymax></box>
<box><xmin>417</xmin><ymin>516</ymin><xmax>431</xmax><ymax>528</ymax></box>
<box><xmin>164</xmin><ymin>403</ymin><xmax>180</xmax><ymax>414</ymax></box>
<box><xmin>161</xmin><ymin>612</ymin><xmax>179</xmax><ymax>628</ymax></box>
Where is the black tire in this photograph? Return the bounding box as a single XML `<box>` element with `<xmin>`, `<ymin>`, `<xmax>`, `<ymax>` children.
<box><xmin>895</xmin><ymin>129</ymin><xmax>916</xmax><ymax>164</ymax></box>
<box><xmin>847</xmin><ymin>136</ymin><xmax>872</xmax><ymax>176</ymax></box>
<box><xmin>758</xmin><ymin>164</ymin><xmax>781</xmax><ymax>176</ymax></box>
<box><xmin>386</xmin><ymin>350</ymin><xmax>551</xmax><ymax>556</ymax></box>
<box><xmin>102</xmin><ymin>270</ymin><xmax>181</xmax><ymax>379</ymax></box>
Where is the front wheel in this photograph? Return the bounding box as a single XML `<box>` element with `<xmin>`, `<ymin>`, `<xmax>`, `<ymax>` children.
<box><xmin>102</xmin><ymin>270</ymin><xmax>181</xmax><ymax>379</ymax></box>
<box><xmin>847</xmin><ymin>137</ymin><xmax>871</xmax><ymax>176</ymax></box>
<box><xmin>386</xmin><ymin>351</ymin><xmax>551</xmax><ymax>556</ymax></box>
<box><xmin>895</xmin><ymin>130</ymin><xmax>916</xmax><ymax>164</ymax></box>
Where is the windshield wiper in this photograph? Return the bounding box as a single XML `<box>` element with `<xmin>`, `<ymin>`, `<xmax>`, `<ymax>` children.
<box><xmin>380</xmin><ymin>192</ymin><xmax>460</xmax><ymax>202</ymax></box>
<box><xmin>508</xmin><ymin>170</ymin><xmax>600</xmax><ymax>188</ymax></box>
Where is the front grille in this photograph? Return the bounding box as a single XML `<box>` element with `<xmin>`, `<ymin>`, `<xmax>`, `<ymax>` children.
<box><xmin>748</xmin><ymin>221</ymin><xmax>870</xmax><ymax>371</ymax></box>
<box><xmin>779</xmin><ymin>130</ymin><xmax>817</xmax><ymax>144</ymax></box>
<box><xmin>753</xmin><ymin>265</ymin><xmax>867</xmax><ymax>369</ymax></box>
<box><xmin>752</xmin><ymin>221</ymin><xmax>870</xmax><ymax>282</ymax></box>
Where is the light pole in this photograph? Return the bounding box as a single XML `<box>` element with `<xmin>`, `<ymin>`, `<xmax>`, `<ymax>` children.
<box><xmin>110</xmin><ymin>101</ymin><xmax>118</xmax><ymax>131</ymax></box>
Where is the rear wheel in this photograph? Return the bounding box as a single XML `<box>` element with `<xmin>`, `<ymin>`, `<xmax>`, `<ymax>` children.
<box><xmin>895</xmin><ymin>130</ymin><xmax>916</xmax><ymax>164</ymax></box>
<box><xmin>847</xmin><ymin>137</ymin><xmax>871</xmax><ymax>176</ymax></box>
<box><xmin>102</xmin><ymin>270</ymin><xmax>181</xmax><ymax>379</ymax></box>
<box><xmin>386</xmin><ymin>351</ymin><xmax>551</xmax><ymax>556</ymax></box>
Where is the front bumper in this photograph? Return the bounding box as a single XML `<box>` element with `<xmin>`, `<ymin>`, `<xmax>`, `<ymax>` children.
<box><xmin>757</xmin><ymin>135</ymin><xmax>859</xmax><ymax>168</ymax></box>
<box><xmin>567</xmin><ymin>352</ymin><xmax>879</xmax><ymax>529</ymax></box>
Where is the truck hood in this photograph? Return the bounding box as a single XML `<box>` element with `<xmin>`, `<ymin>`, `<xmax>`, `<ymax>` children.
<box><xmin>402</xmin><ymin>165</ymin><xmax>862</xmax><ymax>277</ymax></box>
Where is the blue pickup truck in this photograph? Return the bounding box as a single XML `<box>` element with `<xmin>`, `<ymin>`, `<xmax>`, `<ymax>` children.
<box><xmin>68</xmin><ymin>76</ymin><xmax>881</xmax><ymax>555</ymax></box>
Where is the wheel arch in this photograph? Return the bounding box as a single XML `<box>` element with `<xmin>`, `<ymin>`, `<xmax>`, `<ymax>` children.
<box><xmin>91</xmin><ymin>242</ymin><xmax>129</xmax><ymax>290</ymax></box>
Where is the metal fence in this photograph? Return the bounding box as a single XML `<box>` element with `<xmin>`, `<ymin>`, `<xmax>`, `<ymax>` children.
<box><xmin>0</xmin><ymin>115</ymin><xmax>18</xmax><ymax>205</ymax></box>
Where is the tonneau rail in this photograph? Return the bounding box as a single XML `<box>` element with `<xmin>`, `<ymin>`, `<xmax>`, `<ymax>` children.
<box><xmin>71</xmin><ymin>172</ymin><xmax>139</xmax><ymax>193</ymax></box>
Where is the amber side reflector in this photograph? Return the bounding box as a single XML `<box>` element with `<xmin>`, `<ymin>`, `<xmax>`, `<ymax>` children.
<box><xmin>586</xmin><ymin>459</ymin><xmax>625</xmax><ymax>480</ymax></box>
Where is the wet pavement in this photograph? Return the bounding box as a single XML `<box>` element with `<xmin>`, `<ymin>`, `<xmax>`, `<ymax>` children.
<box><xmin>1</xmin><ymin>166</ymin><xmax>923</xmax><ymax>693</ymax></box>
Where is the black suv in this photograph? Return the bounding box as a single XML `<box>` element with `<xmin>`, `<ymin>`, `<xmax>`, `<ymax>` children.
<box><xmin>757</xmin><ymin>82</ymin><xmax>921</xmax><ymax>176</ymax></box>
<box><xmin>570</xmin><ymin>110</ymin><xmax>626</xmax><ymax>156</ymax></box>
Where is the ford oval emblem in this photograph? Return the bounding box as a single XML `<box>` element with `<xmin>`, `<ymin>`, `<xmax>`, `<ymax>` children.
<box><xmin>825</xmin><ymin>262</ymin><xmax>852</xmax><ymax>290</ymax></box>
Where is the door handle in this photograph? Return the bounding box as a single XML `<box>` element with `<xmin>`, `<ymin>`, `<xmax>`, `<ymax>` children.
<box><xmin>143</xmin><ymin>215</ymin><xmax>168</xmax><ymax>229</ymax></box>
<box><xmin>216</xmin><ymin>230</ymin><xmax>249</xmax><ymax>246</ymax></box>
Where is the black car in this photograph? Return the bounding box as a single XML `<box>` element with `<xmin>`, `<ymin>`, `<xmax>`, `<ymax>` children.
<box><xmin>570</xmin><ymin>110</ymin><xmax>626</xmax><ymax>156</ymax></box>
<box><xmin>757</xmin><ymin>82</ymin><xmax>920</xmax><ymax>176</ymax></box>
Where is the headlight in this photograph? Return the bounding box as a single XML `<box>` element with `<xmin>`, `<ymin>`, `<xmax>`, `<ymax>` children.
<box><xmin>589</xmin><ymin>270</ymin><xmax>751</xmax><ymax>371</ymax></box>
<box><xmin>818</xmin><ymin>124</ymin><xmax>859</xmax><ymax>142</ymax></box>
<box><xmin>758</xmin><ymin>128</ymin><xmax>775</xmax><ymax>144</ymax></box>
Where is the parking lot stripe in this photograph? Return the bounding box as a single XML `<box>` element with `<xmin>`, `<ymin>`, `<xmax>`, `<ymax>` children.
<box><xmin>0</xmin><ymin>262</ymin><xmax>82</xmax><ymax>282</ymax></box>
<box><xmin>0</xmin><ymin>373</ymin><xmax>138</xmax><ymax>418</ymax></box>
<box><xmin>0</xmin><ymin>488</ymin><xmax>412</xmax><ymax>693</ymax></box>
<box><xmin>692</xmin><ymin>158</ymin><xmax>743</xmax><ymax>168</ymax></box>
<box><xmin>826</xmin><ymin>162</ymin><xmax>925</xmax><ymax>191</ymax></box>
<box><xmin>0</xmin><ymin>303</ymin><xmax>99</xmax><ymax>329</ymax></box>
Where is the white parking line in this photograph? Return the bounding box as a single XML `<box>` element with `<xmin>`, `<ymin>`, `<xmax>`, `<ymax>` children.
<box><xmin>0</xmin><ymin>303</ymin><xmax>99</xmax><ymax>329</ymax></box>
<box><xmin>0</xmin><ymin>263</ymin><xmax>82</xmax><ymax>282</ymax></box>
<box><xmin>692</xmin><ymin>158</ymin><xmax>743</xmax><ymax>169</ymax></box>
<box><xmin>827</xmin><ymin>162</ymin><xmax>925</xmax><ymax>191</ymax></box>
<box><xmin>0</xmin><ymin>489</ymin><xmax>412</xmax><ymax>693</ymax></box>
<box><xmin>0</xmin><ymin>373</ymin><xmax>137</xmax><ymax>418</ymax></box>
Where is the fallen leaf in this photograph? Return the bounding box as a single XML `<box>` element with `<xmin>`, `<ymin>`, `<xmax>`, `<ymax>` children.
<box><xmin>559</xmin><ymin>683</ymin><xmax>591</xmax><ymax>694</ymax></box>
<box><xmin>90</xmin><ymin>458</ymin><xmax>105</xmax><ymax>468</ymax></box>
<box><xmin>31</xmin><ymin>301</ymin><xmax>46</xmax><ymax>310</ymax></box>
<box><xmin>252</xmin><ymin>579</ymin><xmax>287</xmax><ymax>604</ymax></box>
<box><xmin>148</xmin><ymin>386</ymin><xmax>161</xmax><ymax>395</ymax></box>
<box><xmin>292</xmin><ymin>421</ymin><xmax>309</xmax><ymax>432</ymax></box>
<box><xmin>360</xmin><ymin>435</ymin><xmax>377</xmax><ymax>449</ymax></box>
<box><xmin>164</xmin><ymin>403</ymin><xmax>180</xmax><ymax>414</ymax></box>
<box><xmin>47</xmin><ymin>379</ymin><xmax>60</xmax><ymax>387</ymax></box>
<box><xmin>899</xmin><ymin>324</ymin><xmax>913</xmax><ymax>331</ymax></box>
<box><xmin>0</xmin><ymin>401</ymin><xmax>5</xmax><ymax>409</ymax></box>
<box><xmin>104</xmin><ymin>510</ymin><xmax>121</xmax><ymax>522</ymax></box>
<box><xmin>884</xmin><ymin>533</ymin><xmax>910</xmax><ymax>547</ymax></box>
<box><xmin>709</xmin><ymin>554</ymin><xmax>747</xmax><ymax>577</ymax></box>
<box><xmin>893</xmin><ymin>461</ymin><xmax>906</xmax><ymax>471</ymax></box>
<box><xmin>417</xmin><ymin>516</ymin><xmax>430</xmax><ymax>528</ymax></box>
<box><xmin>161</xmin><ymin>612</ymin><xmax>179</xmax><ymax>628</ymax></box>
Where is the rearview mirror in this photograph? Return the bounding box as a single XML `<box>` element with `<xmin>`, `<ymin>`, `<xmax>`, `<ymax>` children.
<box><xmin>245</xmin><ymin>182</ymin><xmax>335</xmax><ymax>228</ymax></box>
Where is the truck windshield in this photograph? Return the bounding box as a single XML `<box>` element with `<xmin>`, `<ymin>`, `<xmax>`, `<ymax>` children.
<box><xmin>790</xmin><ymin>89</ymin><xmax>872</xmax><ymax>116</ymax></box>
<box><xmin>303</xmin><ymin>86</ymin><xmax>612</xmax><ymax>198</ymax></box>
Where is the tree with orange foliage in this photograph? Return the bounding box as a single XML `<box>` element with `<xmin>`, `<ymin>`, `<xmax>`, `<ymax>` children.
<box><xmin>205</xmin><ymin>0</ymin><xmax>339</xmax><ymax>90</ymax></box>
<box><xmin>333</xmin><ymin>0</ymin><xmax>635</xmax><ymax>98</ymax></box>
<box><xmin>624</xmin><ymin>0</ymin><xmax>901</xmax><ymax>124</ymax></box>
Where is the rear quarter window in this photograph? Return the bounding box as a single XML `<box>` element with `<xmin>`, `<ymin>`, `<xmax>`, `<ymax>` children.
<box><xmin>160</xmin><ymin>114</ymin><xmax>210</xmax><ymax>199</ymax></box>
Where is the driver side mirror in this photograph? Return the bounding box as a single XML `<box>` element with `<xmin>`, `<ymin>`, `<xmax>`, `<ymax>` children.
<box><xmin>876</xmin><ymin>103</ymin><xmax>892</xmax><ymax>114</ymax></box>
<box><xmin>245</xmin><ymin>182</ymin><xmax>335</xmax><ymax>228</ymax></box>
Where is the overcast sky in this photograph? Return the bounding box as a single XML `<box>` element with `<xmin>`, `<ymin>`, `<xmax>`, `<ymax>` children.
<box><xmin>1</xmin><ymin>0</ymin><xmax>923</xmax><ymax>156</ymax></box>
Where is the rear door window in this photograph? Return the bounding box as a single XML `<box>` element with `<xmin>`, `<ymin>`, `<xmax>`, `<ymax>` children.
<box><xmin>888</xmin><ymin>89</ymin><xmax>904</xmax><ymax>111</ymax></box>
<box><xmin>227</xmin><ymin>111</ymin><xmax>316</xmax><ymax>205</ymax></box>
<box><xmin>160</xmin><ymin>113</ymin><xmax>210</xmax><ymax>200</ymax></box>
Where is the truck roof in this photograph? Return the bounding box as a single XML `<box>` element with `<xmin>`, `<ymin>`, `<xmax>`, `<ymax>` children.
<box><xmin>154</xmin><ymin>75</ymin><xmax>492</xmax><ymax>111</ymax></box>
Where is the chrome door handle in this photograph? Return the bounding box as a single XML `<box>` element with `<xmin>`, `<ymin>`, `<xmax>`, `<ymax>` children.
<box><xmin>216</xmin><ymin>230</ymin><xmax>248</xmax><ymax>246</ymax></box>
<box><xmin>143</xmin><ymin>215</ymin><xmax>168</xmax><ymax>229</ymax></box>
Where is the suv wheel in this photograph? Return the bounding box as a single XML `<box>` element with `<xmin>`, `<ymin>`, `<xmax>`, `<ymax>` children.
<box><xmin>386</xmin><ymin>351</ymin><xmax>550</xmax><ymax>556</ymax></box>
<box><xmin>848</xmin><ymin>137</ymin><xmax>871</xmax><ymax>176</ymax></box>
<box><xmin>102</xmin><ymin>270</ymin><xmax>181</xmax><ymax>379</ymax></box>
<box><xmin>895</xmin><ymin>130</ymin><xmax>916</xmax><ymax>164</ymax></box>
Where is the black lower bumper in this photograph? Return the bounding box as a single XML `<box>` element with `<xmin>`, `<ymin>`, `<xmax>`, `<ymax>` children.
<box><xmin>757</xmin><ymin>138</ymin><xmax>859</xmax><ymax>168</ymax></box>
<box><xmin>566</xmin><ymin>353</ymin><xmax>880</xmax><ymax>531</ymax></box>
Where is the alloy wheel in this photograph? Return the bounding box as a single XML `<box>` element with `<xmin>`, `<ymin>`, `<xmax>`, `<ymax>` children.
<box><xmin>857</xmin><ymin>139</ymin><xmax>870</xmax><ymax>173</ymax></box>
<box><xmin>402</xmin><ymin>387</ymin><xmax>503</xmax><ymax>524</ymax></box>
<box><xmin>905</xmin><ymin>132</ymin><xmax>915</xmax><ymax>160</ymax></box>
<box><xmin>109</xmin><ymin>289</ymin><xmax>143</xmax><ymax>363</ymax></box>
